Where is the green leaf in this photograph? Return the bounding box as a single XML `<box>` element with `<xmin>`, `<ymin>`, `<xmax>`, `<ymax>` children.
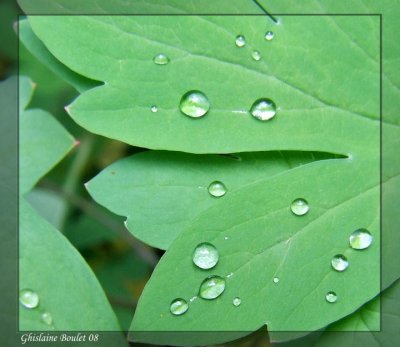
<box><xmin>18</xmin><ymin>18</ymin><xmax>101</xmax><ymax>93</ymax></box>
<box><xmin>19</xmin><ymin>75</ymin><xmax>75</xmax><ymax>194</ymax></box>
<box><xmin>19</xmin><ymin>199</ymin><xmax>126</xmax><ymax>336</ymax></box>
<box><xmin>28</xmin><ymin>15</ymin><xmax>378</xmax><ymax>154</ymax></box>
<box><xmin>86</xmin><ymin>151</ymin><xmax>338</xmax><ymax>250</ymax></box>
<box><xmin>315</xmin><ymin>279</ymin><xmax>400</xmax><ymax>347</ymax></box>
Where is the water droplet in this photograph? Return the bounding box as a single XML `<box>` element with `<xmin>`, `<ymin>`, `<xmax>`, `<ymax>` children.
<box><xmin>208</xmin><ymin>181</ymin><xmax>227</xmax><ymax>198</ymax></box>
<box><xmin>235</xmin><ymin>35</ymin><xmax>246</xmax><ymax>47</ymax></box>
<box><xmin>193</xmin><ymin>243</ymin><xmax>219</xmax><ymax>270</ymax></box>
<box><xmin>265</xmin><ymin>31</ymin><xmax>274</xmax><ymax>41</ymax></box>
<box><xmin>189</xmin><ymin>296</ymin><xmax>197</xmax><ymax>302</ymax></box>
<box><xmin>41</xmin><ymin>312</ymin><xmax>53</xmax><ymax>325</ymax></box>
<box><xmin>325</xmin><ymin>291</ymin><xmax>337</xmax><ymax>303</ymax></box>
<box><xmin>250</xmin><ymin>98</ymin><xmax>277</xmax><ymax>121</ymax></box>
<box><xmin>151</xmin><ymin>105</ymin><xmax>158</xmax><ymax>113</ymax></box>
<box><xmin>179</xmin><ymin>91</ymin><xmax>210</xmax><ymax>118</ymax></box>
<box><xmin>233</xmin><ymin>297</ymin><xmax>241</xmax><ymax>306</ymax></box>
<box><xmin>252</xmin><ymin>50</ymin><xmax>261</xmax><ymax>61</ymax></box>
<box><xmin>224</xmin><ymin>236</ymin><xmax>229</xmax><ymax>240</ymax></box>
<box><xmin>226</xmin><ymin>272</ymin><xmax>234</xmax><ymax>278</ymax></box>
<box><xmin>170</xmin><ymin>298</ymin><xmax>188</xmax><ymax>315</ymax></box>
<box><xmin>19</xmin><ymin>289</ymin><xmax>39</xmax><ymax>309</ymax></box>
<box><xmin>349</xmin><ymin>229</ymin><xmax>373</xmax><ymax>250</ymax></box>
<box><xmin>290</xmin><ymin>198</ymin><xmax>309</xmax><ymax>216</ymax></box>
<box><xmin>199</xmin><ymin>276</ymin><xmax>226</xmax><ymax>300</ymax></box>
<box><xmin>153</xmin><ymin>53</ymin><xmax>169</xmax><ymax>65</ymax></box>
<box><xmin>331</xmin><ymin>254</ymin><xmax>348</xmax><ymax>272</ymax></box>
<box><xmin>273</xmin><ymin>277</ymin><xmax>279</xmax><ymax>283</ymax></box>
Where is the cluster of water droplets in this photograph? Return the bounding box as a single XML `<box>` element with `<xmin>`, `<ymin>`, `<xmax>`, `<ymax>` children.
<box><xmin>19</xmin><ymin>289</ymin><xmax>55</xmax><ymax>328</ymax></box>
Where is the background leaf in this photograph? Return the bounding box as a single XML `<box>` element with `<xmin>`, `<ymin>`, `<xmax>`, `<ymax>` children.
<box><xmin>19</xmin><ymin>76</ymin><xmax>76</xmax><ymax>194</ymax></box>
<box><xmin>19</xmin><ymin>199</ymin><xmax>126</xmax><ymax>338</ymax></box>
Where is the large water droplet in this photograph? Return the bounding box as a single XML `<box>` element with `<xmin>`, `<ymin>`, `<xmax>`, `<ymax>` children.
<box><xmin>151</xmin><ymin>105</ymin><xmax>158</xmax><ymax>113</ymax></box>
<box><xmin>265</xmin><ymin>31</ymin><xmax>274</xmax><ymax>41</ymax></box>
<box><xmin>233</xmin><ymin>297</ymin><xmax>241</xmax><ymax>306</ymax></box>
<box><xmin>41</xmin><ymin>312</ymin><xmax>53</xmax><ymax>325</ymax></box>
<box><xmin>252</xmin><ymin>50</ymin><xmax>261</xmax><ymax>61</ymax></box>
<box><xmin>325</xmin><ymin>291</ymin><xmax>337</xmax><ymax>303</ymax></box>
<box><xmin>179</xmin><ymin>91</ymin><xmax>210</xmax><ymax>118</ymax></box>
<box><xmin>153</xmin><ymin>53</ymin><xmax>169</xmax><ymax>65</ymax></box>
<box><xmin>170</xmin><ymin>298</ymin><xmax>188</xmax><ymax>315</ymax></box>
<box><xmin>208</xmin><ymin>181</ymin><xmax>227</xmax><ymax>198</ymax></box>
<box><xmin>250</xmin><ymin>98</ymin><xmax>277</xmax><ymax>121</ymax></box>
<box><xmin>273</xmin><ymin>277</ymin><xmax>279</xmax><ymax>283</ymax></box>
<box><xmin>199</xmin><ymin>276</ymin><xmax>226</xmax><ymax>300</ymax></box>
<box><xmin>193</xmin><ymin>243</ymin><xmax>219</xmax><ymax>269</ymax></box>
<box><xmin>19</xmin><ymin>289</ymin><xmax>39</xmax><ymax>309</ymax></box>
<box><xmin>235</xmin><ymin>35</ymin><xmax>246</xmax><ymax>47</ymax></box>
<box><xmin>349</xmin><ymin>229</ymin><xmax>373</xmax><ymax>250</ymax></box>
<box><xmin>290</xmin><ymin>198</ymin><xmax>309</xmax><ymax>216</ymax></box>
<box><xmin>331</xmin><ymin>254</ymin><xmax>348</xmax><ymax>272</ymax></box>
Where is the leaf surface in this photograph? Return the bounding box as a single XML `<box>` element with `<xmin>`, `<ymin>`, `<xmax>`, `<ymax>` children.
<box><xmin>19</xmin><ymin>198</ymin><xmax>126</xmax><ymax>338</ymax></box>
<box><xmin>87</xmin><ymin>151</ymin><xmax>338</xmax><ymax>249</ymax></box>
<box><xmin>19</xmin><ymin>76</ymin><xmax>75</xmax><ymax>194</ymax></box>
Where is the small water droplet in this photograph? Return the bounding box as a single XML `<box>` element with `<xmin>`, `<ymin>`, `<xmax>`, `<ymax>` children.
<box><xmin>325</xmin><ymin>291</ymin><xmax>337</xmax><ymax>303</ymax></box>
<box><xmin>226</xmin><ymin>272</ymin><xmax>234</xmax><ymax>278</ymax></box>
<box><xmin>193</xmin><ymin>243</ymin><xmax>219</xmax><ymax>270</ymax></box>
<box><xmin>41</xmin><ymin>312</ymin><xmax>53</xmax><ymax>325</ymax></box>
<box><xmin>250</xmin><ymin>98</ymin><xmax>277</xmax><ymax>121</ymax></box>
<box><xmin>179</xmin><ymin>91</ymin><xmax>210</xmax><ymax>118</ymax></box>
<box><xmin>273</xmin><ymin>277</ymin><xmax>279</xmax><ymax>283</ymax></box>
<box><xmin>19</xmin><ymin>289</ymin><xmax>39</xmax><ymax>309</ymax></box>
<box><xmin>208</xmin><ymin>181</ymin><xmax>227</xmax><ymax>198</ymax></box>
<box><xmin>189</xmin><ymin>296</ymin><xmax>197</xmax><ymax>302</ymax></box>
<box><xmin>265</xmin><ymin>31</ymin><xmax>274</xmax><ymax>41</ymax></box>
<box><xmin>153</xmin><ymin>53</ymin><xmax>169</xmax><ymax>65</ymax></box>
<box><xmin>233</xmin><ymin>297</ymin><xmax>241</xmax><ymax>306</ymax></box>
<box><xmin>235</xmin><ymin>35</ymin><xmax>246</xmax><ymax>47</ymax></box>
<box><xmin>170</xmin><ymin>298</ymin><xmax>188</xmax><ymax>315</ymax></box>
<box><xmin>290</xmin><ymin>198</ymin><xmax>309</xmax><ymax>216</ymax></box>
<box><xmin>349</xmin><ymin>229</ymin><xmax>373</xmax><ymax>250</ymax></box>
<box><xmin>199</xmin><ymin>276</ymin><xmax>226</xmax><ymax>300</ymax></box>
<box><xmin>151</xmin><ymin>105</ymin><xmax>158</xmax><ymax>113</ymax></box>
<box><xmin>331</xmin><ymin>254</ymin><xmax>348</xmax><ymax>272</ymax></box>
<box><xmin>224</xmin><ymin>236</ymin><xmax>229</xmax><ymax>240</ymax></box>
<box><xmin>252</xmin><ymin>50</ymin><xmax>261</xmax><ymax>61</ymax></box>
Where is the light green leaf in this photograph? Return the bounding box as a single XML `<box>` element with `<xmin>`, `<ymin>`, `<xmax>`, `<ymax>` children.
<box><xmin>28</xmin><ymin>15</ymin><xmax>378</xmax><ymax>154</ymax></box>
<box><xmin>86</xmin><ymin>151</ymin><xmax>338</xmax><ymax>250</ymax></box>
<box><xmin>18</xmin><ymin>18</ymin><xmax>101</xmax><ymax>93</ymax></box>
<box><xmin>19</xmin><ymin>75</ymin><xmax>75</xmax><ymax>194</ymax></box>
<box><xmin>19</xmin><ymin>198</ymin><xmax>126</xmax><ymax>337</ymax></box>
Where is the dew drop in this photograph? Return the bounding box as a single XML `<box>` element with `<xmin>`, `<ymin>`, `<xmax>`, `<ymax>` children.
<box><xmin>19</xmin><ymin>289</ymin><xmax>39</xmax><ymax>309</ymax></box>
<box><xmin>153</xmin><ymin>53</ymin><xmax>169</xmax><ymax>65</ymax></box>
<box><xmin>199</xmin><ymin>276</ymin><xmax>226</xmax><ymax>300</ymax></box>
<box><xmin>331</xmin><ymin>254</ymin><xmax>348</xmax><ymax>272</ymax></box>
<box><xmin>235</xmin><ymin>35</ymin><xmax>246</xmax><ymax>47</ymax></box>
<box><xmin>349</xmin><ymin>228</ymin><xmax>373</xmax><ymax>250</ymax></box>
<box><xmin>233</xmin><ymin>297</ymin><xmax>241</xmax><ymax>306</ymax></box>
<box><xmin>273</xmin><ymin>277</ymin><xmax>279</xmax><ymax>283</ymax></box>
<box><xmin>224</xmin><ymin>236</ymin><xmax>229</xmax><ymax>240</ymax></box>
<box><xmin>226</xmin><ymin>272</ymin><xmax>234</xmax><ymax>278</ymax></box>
<box><xmin>250</xmin><ymin>98</ymin><xmax>277</xmax><ymax>121</ymax></box>
<box><xmin>189</xmin><ymin>296</ymin><xmax>198</xmax><ymax>302</ymax></box>
<box><xmin>170</xmin><ymin>298</ymin><xmax>188</xmax><ymax>315</ymax></box>
<box><xmin>41</xmin><ymin>312</ymin><xmax>53</xmax><ymax>325</ymax></box>
<box><xmin>193</xmin><ymin>242</ymin><xmax>219</xmax><ymax>270</ymax></box>
<box><xmin>179</xmin><ymin>91</ymin><xmax>210</xmax><ymax>118</ymax></box>
<box><xmin>151</xmin><ymin>105</ymin><xmax>158</xmax><ymax>113</ymax></box>
<box><xmin>252</xmin><ymin>50</ymin><xmax>261</xmax><ymax>61</ymax></box>
<box><xmin>325</xmin><ymin>291</ymin><xmax>337</xmax><ymax>303</ymax></box>
<box><xmin>208</xmin><ymin>181</ymin><xmax>227</xmax><ymax>198</ymax></box>
<box><xmin>265</xmin><ymin>31</ymin><xmax>274</xmax><ymax>41</ymax></box>
<box><xmin>290</xmin><ymin>198</ymin><xmax>309</xmax><ymax>216</ymax></box>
